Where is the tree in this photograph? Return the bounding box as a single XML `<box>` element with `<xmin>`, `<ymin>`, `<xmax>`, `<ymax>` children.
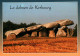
<box><xmin>27</xmin><ymin>23</ymin><xmax>37</xmax><ymax>27</ymax></box>
<box><xmin>73</xmin><ymin>24</ymin><xmax>77</xmax><ymax>36</ymax></box>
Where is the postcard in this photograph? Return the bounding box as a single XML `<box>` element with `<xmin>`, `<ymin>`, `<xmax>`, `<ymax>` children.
<box><xmin>3</xmin><ymin>2</ymin><xmax>78</xmax><ymax>53</ymax></box>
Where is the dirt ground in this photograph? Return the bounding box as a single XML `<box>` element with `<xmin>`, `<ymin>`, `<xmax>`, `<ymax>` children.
<box><xmin>3</xmin><ymin>37</ymin><xmax>77</xmax><ymax>53</ymax></box>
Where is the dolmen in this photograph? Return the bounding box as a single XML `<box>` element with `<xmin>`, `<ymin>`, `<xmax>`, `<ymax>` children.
<box><xmin>5</xmin><ymin>28</ymin><xmax>26</xmax><ymax>40</ymax></box>
<box><xmin>5</xmin><ymin>19</ymin><xmax>74</xmax><ymax>40</ymax></box>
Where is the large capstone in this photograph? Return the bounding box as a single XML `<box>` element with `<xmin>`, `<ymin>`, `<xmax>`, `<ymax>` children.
<box><xmin>42</xmin><ymin>22</ymin><xmax>59</xmax><ymax>28</ymax></box>
<box><xmin>26</xmin><ymin>25</ymin><xmax>42</xmax><ymax>31</ymax></box>
<box><xmin>55</xmin><ymin>19</ymin><xmax>74</xmax><ymax>27</ymax></box>
<box><xmin>5</xmin><ymin>28</ymin><xmax>26</xmax><ymax>37</ymax></box>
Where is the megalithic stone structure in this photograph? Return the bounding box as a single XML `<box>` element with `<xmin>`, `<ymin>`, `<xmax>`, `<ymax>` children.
<box><xmin>5</xmin><ymin>19</ymin><xmax>74</xmax><ymax>40</ymax></box>
<box><xmin>5</xmin><ymin>28</ymin><xmax>26</xmax><ymax>39</ymax></box>
<box><xmin>25</xmin><ymin>19</ymin><xmax>74</xmax><ymax>32</ymax></box>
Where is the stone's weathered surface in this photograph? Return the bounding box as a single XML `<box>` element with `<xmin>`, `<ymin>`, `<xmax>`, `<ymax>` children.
<box><xmin>42</xmin><ymin>22</ymin><xmax>59</xmax><ymax>28</ymax></box>
<box><xmin>56</xmin><ymin>26</ymin><xmax>68</xmax><ymax>37</ymax></box>
<box><xmin>42</xmin><ymin>19</ymin><xmax>74</xmax><ymax>29</ymax></box>
<box><xmin>60</xmin><ymin>19</ymin><xmax>74</xmax><ymax>26</ymax></box>
<box><xmin>5</xmin><ymin>28</ymin><xmax>26</xmax><ymax>37</ymax></box>
<box><xmin>26</xmin><ymin>25</ymin><xmax>42</xmax><ymax>31</ymax></box>
<box><xmin>49</xmin><ymin>30</ymin><xmax>55</xmax><ymax>37</ymax></box>
<box><xmin>56</xmin><ymin>29</ymin><xmax>67</xmax><ymax>37</ymax></box>
<box><xmin>6</xmin><ymin>33</ymin><xmax>16</xmax><ymax>40</ymax></box>
<box><xmin>31</xmin><ymin>32</ymin><xmax>37</xmax><ymax>37</ymax></box>
<box><xmin>55</xmin><ymin>19</ymin><xmax>74</xmax><ymax>27</ymax></box>
<box><xmin>56</xmin><ymin>26</ymin><xmax>74</xmax><ymax>37</ymax></box>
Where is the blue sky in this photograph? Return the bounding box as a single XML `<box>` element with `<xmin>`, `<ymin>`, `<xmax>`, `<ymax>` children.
<box><xmin>3</xmin><ymin>2</ymin><xmax>78</xmax><ymax>28</ymax></box>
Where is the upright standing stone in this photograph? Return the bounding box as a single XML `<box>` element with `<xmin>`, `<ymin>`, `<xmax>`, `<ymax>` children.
<box><xmin>42</xmin><ymin>31</ymin><xmax>47</xmax><ymax>37</ymax></box>
<box><xmin>39</xmin><ymin>31</ymin><xmax>47</xmax><ymax>37</ymax></box>
<box><xmin>56</xmin><ymin>29</ymin><xmax>67</xmax><ymax>37</ymax></box>
<box><xmin>23</xmin><ymin>34</ymin><xmax>30</xmax><ymax>37</ymax></box>
<box><xmin>39</xmin><ymin>31</ymin><xmax>43</xmax><ymax>37</ymax></box>
<box><xmin>31</xmin><ymin>32</ymin><xmax>37</xmax><ymax>37</ymax></box>
<box><xmin>49</xmin><ymin>30</ymin><xmax>55</xmax><ymax>37</ymax></box>
<box><xmin>6</xmin><ymin>33</ymin><xmax>16</xmax><ymax>40</ymax></box>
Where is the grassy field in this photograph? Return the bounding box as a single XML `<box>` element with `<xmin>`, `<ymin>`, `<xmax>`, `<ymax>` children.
<box><xmin>3</xmin><ymin>37</ymin><xmax>77</xmax><ymax>53</ymax></box>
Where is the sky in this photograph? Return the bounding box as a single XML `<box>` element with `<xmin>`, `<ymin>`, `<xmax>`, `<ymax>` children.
<box><xmin>3</xmin><ymin>2</ymin><xmax>78</xmax><ymax>28</ymax></box>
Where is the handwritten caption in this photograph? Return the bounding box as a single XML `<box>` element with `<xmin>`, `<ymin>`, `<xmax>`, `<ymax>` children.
<box><xmin>10</xmin><ymin>5</ymin><xmax>52</xmax><ymax>11</ymax></box>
